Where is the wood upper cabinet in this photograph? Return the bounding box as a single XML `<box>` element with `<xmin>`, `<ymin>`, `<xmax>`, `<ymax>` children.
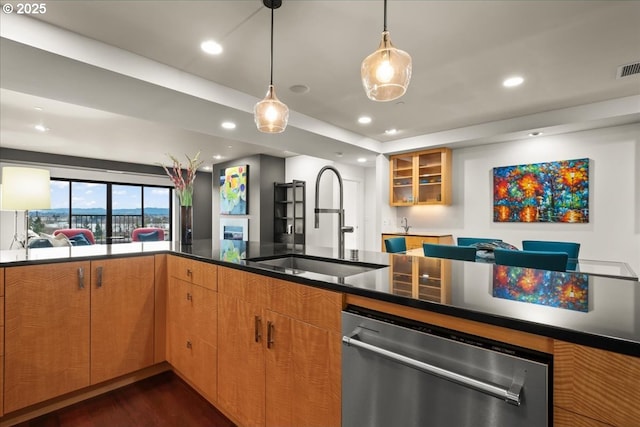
<box><xmin>389</xmin><ymin>148</ymin><xmax>452</xmax><ymax>206</ymax></box>
<box><xmin>4</xmin><ymin>262</ymin><xmax>91</xmax><ymax>413</ymax></box>
<box><xmin>216</xmin><ymin>267</ymin><xmax>342</xmax><ymax>427</ymax></box>
<box><xmin>166</xmin><ymin>256</ymin><xmax>218</xmax><ymax>402</ymax></box>
<box><xmin>90</xmin><ymin>256</ymin><xmax>155</xmax><ymax>384</ymax></box>
<box><xmin>554</xmin><ymin>341</ymin><xmax>640</xmax><ymax>427</ymax></box>
<box><xmin>381</xmin><ymin>233</ymin><xmax>453</xmax><ymax>251</ymax></box>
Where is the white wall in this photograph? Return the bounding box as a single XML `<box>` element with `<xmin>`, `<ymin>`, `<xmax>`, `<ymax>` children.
<box><xmin>394</xmin><ymin>123</ymin><xmax>640</xmax><ymax>273</ymax></box>
<box><xmin>285</xmin><ymin>156</ymin><xmax>368</xmax><ymax>252</ymax></box>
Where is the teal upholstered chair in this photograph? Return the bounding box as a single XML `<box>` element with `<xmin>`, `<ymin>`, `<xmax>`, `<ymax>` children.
<box><xmin>384</xmin><ymin>237</ymin><xmax>407</xmax><ymax>253</ymax></box>
<box><xmin>423</xmin><ymin>243</ymin><xmax>477</xmax><ymax>261</ymax></box>
<box><xmin>522</xmin><ymin>240</ymin><xmax>579</xmax><ymax>270</ymax></box>
<box><xmin>494</xmin><ymin>248</ymin><xmax>568</xmax><ymax>272</ymax></box>
<box><xmin>457</xmin><ymin>237</ymin><xmax>502</xmax><ymax>246</ymax></box>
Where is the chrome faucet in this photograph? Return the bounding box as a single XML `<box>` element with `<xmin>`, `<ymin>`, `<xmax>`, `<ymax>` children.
<box><xmin>314</xmin><ymin>165</ymin><xmax>354</xmax><ymax>258</ymax></box>
<box><xmin>401</xmin><ymin>217</ymin><xmax>411</xmax><ymax>234</ymax></box>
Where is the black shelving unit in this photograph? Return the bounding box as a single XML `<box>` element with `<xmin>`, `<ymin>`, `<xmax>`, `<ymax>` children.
<box><xmin>273</xmin><ymin>180</ymin><xmax>305</xmax><ymax>245</ymax></box>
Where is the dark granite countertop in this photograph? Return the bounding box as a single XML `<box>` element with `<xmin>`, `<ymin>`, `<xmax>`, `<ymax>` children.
<box><xmin>2</xmin><ymin>239</ymin><xmax>638</xmax><ymax>357</ymax></box>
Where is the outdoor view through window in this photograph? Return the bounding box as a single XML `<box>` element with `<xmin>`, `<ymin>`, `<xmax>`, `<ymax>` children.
<box><xmin>28</xmin><ymin>179</ymin><xmax>171</xmax><ymax>243</ymax></box>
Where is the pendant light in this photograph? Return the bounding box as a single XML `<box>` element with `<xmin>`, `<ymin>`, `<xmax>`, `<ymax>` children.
<box><xmin>254</xmin><ymin>0</ymin><xmax>289</xmax><ymax>133</ymax></box>
<box><xmin>361</xmin><ymin>0</ymin><xmax>412</xmax><ymax>102</ymax></box>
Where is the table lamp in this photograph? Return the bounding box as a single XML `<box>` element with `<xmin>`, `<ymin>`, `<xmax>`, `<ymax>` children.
<box><xmin>1</xmin><ymin>167</ymin><xmax>51</xmax><ymax>249</ymax></box>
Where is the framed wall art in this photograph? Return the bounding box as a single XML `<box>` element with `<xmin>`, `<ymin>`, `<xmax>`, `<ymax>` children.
<box><xmin>220</xmin><ymin>165</ymin><xmax>248</xmax><ymax>215</ymax></box>
<box><xmin>493</xmin><ymin>158</ymin><xmax>589</xmax><ymax>223</ymax></box>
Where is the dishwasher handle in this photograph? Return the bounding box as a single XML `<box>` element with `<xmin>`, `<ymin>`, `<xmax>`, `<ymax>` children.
<box><xmin>343</xmin><ymin>329</ymin><xmax>524</xmax><ymax>406</ymax></box>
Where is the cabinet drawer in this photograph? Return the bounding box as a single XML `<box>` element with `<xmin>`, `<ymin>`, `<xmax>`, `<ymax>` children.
<box><xmin>554</xmin><ymin>341</ymin><xmax>640</xmax><ymax>427</ymax></box>
<box><xmin>168</xmin><ymin>255</ymin><xmax>217</xmax><ymax>291</ymax></box>
<box><xmin>218</xmin><ymin>267</ymin><xmax>270</xmax><ymax>306</ymax></box>
<box><xmin>269</xmin><ymin>278</ymin><xmax>342</xmax><ymax>333</ymax></box>
<box><xmin>554</xmin><ymin>407</ymin><xmax>612</xmax><ymax>427</ymax></box>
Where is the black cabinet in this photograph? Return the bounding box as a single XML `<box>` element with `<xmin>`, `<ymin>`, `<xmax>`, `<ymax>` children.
<box><xmin>274</xmin><ymin>180</ymin><xmax>305</xmax><ymax>245</ymax></box>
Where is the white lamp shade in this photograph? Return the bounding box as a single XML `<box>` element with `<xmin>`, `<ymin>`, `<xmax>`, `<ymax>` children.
<box><xmin>1</xmin><ymin>167</ymin><xmax>51</xmax><ymax>210</ymax></box>
<box><xmin>361</xmin><ymin>31</ymin><xmax>412</xmax><ymax>102</ymax></box>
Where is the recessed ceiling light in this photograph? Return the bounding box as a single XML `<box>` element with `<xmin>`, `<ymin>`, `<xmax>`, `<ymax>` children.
<box><xmin>200</xmin><ymin>40</ymin><xmax>223</xmax><ymax>55</ymax></box>
<box><xmin>357</xmin><ymin>158</ymin><xmax>367</xmax><ymax>163</ymax></box>
<box><xmin>385</xmin><ymin>128</ymin><xmax>398</xmax><ymax>135</ymax></box>
<box><xmin>289</xmin><ymin>84</ymin><xmax>310</xmax><ymax>94</ymax></box>
<box><xmin>202</xmin><ymin>166</ymin><xmax>212</xmax><ymax>171</ymax></box>
<box><xmin>34</xmin><ymin>106</ymin><xmax>43</xmax><ymax>111</ymax></box>
<box><xmin>503</xmin><ymin>76</ymin><xmax>524</xmax><ymax>88</ymax></box>
<box><xmin>528</xmin><ymin>131</ymin><xmax>543</xmax><ymax>137</ymax></box>
<box><xmin>34</xmin><ymin>124</ymin><xmax>49</xmax><ymax>132</ymax></box>
<box><xmin>221</xmin><ymin>121</ymin><xmax>236</xmax><ymax>130</ymax></box>
<box><xmin>213</xmin><ymin>155</ymin><xmax>222</xmax><ymax>160</ymax></box>
<box><xmin>227</xmin><ymin>145</ymin><xmax>233</xmax><ymax>149</ymax></box>
<box><xmin>358</xmin><ymin>116</ymin><xmax>372</xmax><ymax>124</ymax></box>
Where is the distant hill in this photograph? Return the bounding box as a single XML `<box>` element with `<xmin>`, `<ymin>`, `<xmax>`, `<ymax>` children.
<box><xmin>30</xmin><ymin>208</ymin><xmax>169</xmax><ymax>216</ymax></box>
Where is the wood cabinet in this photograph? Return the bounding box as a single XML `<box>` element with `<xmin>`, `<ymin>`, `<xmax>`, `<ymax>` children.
<box><xmin>4</xmin><ymin>262</ymin><xmax>91</xmax><ymax>413</ymax></box>
<box><xmin>166</xmin><ymin>255</ymin><xmax>218</xmax><ymax>402</ymax></box>
<box><xmin>389</xmin><ymin>148</ymin><xmax>452</xmax><ymax>206</ymax></box>
<box><xmin>554</xmin><ymin>341</ymin><xmax>640</xmax><ymax>427</ymax></box>
<box><xmin>3</xmin><ymin>257</ymin><xmax>155</xmax><ymax>413</ymax></box>
<box><xmin>381</xmin><ymin>233</ymin><xmax>453</xmax><ymax>251</ymax></box>
<box><xmin>0</xmin><ymin>267</ymin><xmax>4</xmax><ymax>417</ymax></box>
<box><xmin>217</xmin><ymin>266</ymin><xmax>342</xmax><ymax>427</ymax></box>
<box><xmin>90</xmin><ymin>257</ymin><xmax>155</xmax><ymax>384</ymax></box>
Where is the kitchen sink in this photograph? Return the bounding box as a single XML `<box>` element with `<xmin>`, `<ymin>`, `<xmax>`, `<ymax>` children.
<box><xmin>246</xmin><ymin>254</ymin><xmax>386</xmax><ymax>278</ymax></box>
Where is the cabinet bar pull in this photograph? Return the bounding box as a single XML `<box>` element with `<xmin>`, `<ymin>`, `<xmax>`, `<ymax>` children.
<box><xmin>267</xmin><ymin>321</ymin><xmax>275</xmax><ymax>349</ymax></box>
<box><xmin>343</xmin><ymin>329</ymin><xmax>524</xmax><ymax>406</ymax></box>
<box><xmin>254</xmin><ymin>316</ymin><xmax>262</xmax><ymax>343</ymax></box>
<box><xmin>186</xmin><ymin>340</ymin><xmax>192</xmax><ymax>349</ymax></box>
<box><xmin>186</xmin><ymin>292</ymin><xmax>192</xmax><ymax>301</ymax></box>
<box><xmin>77</xmin><ymin>267</ymin><xmax>85</xmax><ymax>289</ymax></box>
<box><xmin>186</xmin><ymin>268</ymin><xmax>193</xmax><ymax>277</ymax></box>
<box><xmin>96</xmin><ymin>266</ymin><xmax>103</xmax><ymax>288</ymax></box>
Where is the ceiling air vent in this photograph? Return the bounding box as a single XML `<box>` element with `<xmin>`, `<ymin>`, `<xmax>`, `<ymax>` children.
<box><xmin>616</xmin><ymin>61</ymin><xmax>640</xmax><ymax>79</ymax></box>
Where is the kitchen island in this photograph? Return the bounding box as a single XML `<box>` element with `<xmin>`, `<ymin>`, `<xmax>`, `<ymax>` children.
<box><xmin>0</xmin><ymin>240</ymin><xmax>638</xmax><ymax>427</ymax></box>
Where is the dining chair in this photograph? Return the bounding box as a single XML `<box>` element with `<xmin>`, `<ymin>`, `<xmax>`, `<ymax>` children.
<box><xmin>423</xmin><ymin>243</ymin><xmax>477</xmax><ymax>261</ymax></box>
<box><xmin>132</xmin><ymin>227</ymin><xmax>165</xmax><ymax>242</ymax></box>
<box><xmin>522</xmin><ymin>240</ymin><xmax>580</xmax><ymax>270</ymax></box>
<box><xmin>494</xmin><ymin>248</ymin><xmax>569</xmax><ymax>272</ymax></box>
<box><xmin>457</xmin><ymin>237</ymin><xmax>502</xmax><ymax>246</ymax></box>
<box><xmin>384</xmin><ymin>237</ymin><xmax>407</xmax><ymax>253</ymax></box>
<box><xmin>54</xmin><ymin>228</ymin><xmax>96</xmax><ymax>244</ymax></box>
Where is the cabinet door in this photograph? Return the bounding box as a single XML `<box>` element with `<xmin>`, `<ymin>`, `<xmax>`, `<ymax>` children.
<box><xmin>4</xmin><ymin>262</ymin><xmax>91</xmax><ymax>413</ymax></box>
<box><xmin>265</xmin><ymin>311</ymin><xmax>341</xmax><ymax>427</ymax></box>
<box><xmin>90</xmin><ymin>256</ymin><xmax>155</xmax><ymax>384</ymax></box>
<box><xmin>390</xmin><ymin>153</ymin><xmax>415</xmax><ymax>205</ymax></box>
<box><xmin>217</xmin><ymin>293</ymin><xmax>266</xmax><ymax>427</ymax></box>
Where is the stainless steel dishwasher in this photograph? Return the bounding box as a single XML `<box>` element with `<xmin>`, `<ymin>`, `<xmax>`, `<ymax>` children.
<box><xmin>342</xmin><ymin>308</ymin><xmax>551</xmax><ymax>427</ymax></box>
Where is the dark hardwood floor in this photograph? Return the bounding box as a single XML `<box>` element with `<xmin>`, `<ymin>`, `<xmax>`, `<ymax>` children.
<box><xmin>12</xmin><ymin>372</ymin><xmax>236</xmax><ymax>427</ymax></box>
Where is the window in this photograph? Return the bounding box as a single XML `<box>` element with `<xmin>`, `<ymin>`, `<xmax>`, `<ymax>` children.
<box><xmin>34</xmin><ymin>179</ymin><xmax>172</xmax><ymax>243</ymax></box>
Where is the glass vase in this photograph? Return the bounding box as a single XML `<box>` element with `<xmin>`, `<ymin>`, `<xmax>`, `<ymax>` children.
<box><xmin>180</xmin><ymin>205</ymin><xmax>193</xmax><ymax>246</ymax></box>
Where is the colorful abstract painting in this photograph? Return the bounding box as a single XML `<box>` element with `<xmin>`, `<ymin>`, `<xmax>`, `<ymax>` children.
<box><xmin>220</xmin><ymin>165</ymin><xmax>248</xmax><ymax>214</ymax></box>
<box><xmin>492</xmin><ymin>265</ymin><xmax>589</xmax><ymax>312</ymax></box>
<box><xmin>493</xmin><ymin>158</ymin><xmax>589</xmax><ymax>223</ymax></box>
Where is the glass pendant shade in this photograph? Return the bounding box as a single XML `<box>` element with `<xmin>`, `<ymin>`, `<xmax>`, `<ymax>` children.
<box><xmin>254</xmin><ymin>84</ymin><xmax>289</xmax><ymax>133</ymax></box>
<box><xmin>361</xmin><ymin>31</ymin><xmax>412</xmax><ymax>102</ymax></box>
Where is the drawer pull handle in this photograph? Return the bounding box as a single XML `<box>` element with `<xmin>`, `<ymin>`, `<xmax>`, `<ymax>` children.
<box><xmin>96</xmin><ymin>266</ymin><xmax>103</xmax><ymax>288</ymax></box>
<box><xmin>267</xmin><ymin>321</ymin><xmax>275</xmax><ymax>349</ymax></box>
<box><xmin>186</xmin><ymin>268</ymin><xmax>193</xmax><ymax>277</ymax></box>
<box><xmin>186</xmin><ymin>292</ymin><xmax>192</xmax><ymax>301</ymax></box>
<box><xmin>254</xmin><ymin>316</ymin><xmax>262</xmax><ymax>343</ymax></box>
<box><xmin>77</xmin><ymin>267</ymin><xmax>85</xmax><ymax>289</ymax></box>
<box><xmin>186</xmin><ymin>340</ymin><xmax>192</xmax><ymax>349</ymax></box>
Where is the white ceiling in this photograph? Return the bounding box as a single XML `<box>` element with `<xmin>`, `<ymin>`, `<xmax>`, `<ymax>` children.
<box><xmin>1</xmin><ymin>0</ymin><xmax>639</xmax><ymax>169</ymax></box>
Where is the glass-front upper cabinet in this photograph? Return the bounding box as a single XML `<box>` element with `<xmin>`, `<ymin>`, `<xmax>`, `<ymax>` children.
<box><xmin>389</xmin><ymin>148</ymin><xmax>452</xmax><ymax>206</ymax></box>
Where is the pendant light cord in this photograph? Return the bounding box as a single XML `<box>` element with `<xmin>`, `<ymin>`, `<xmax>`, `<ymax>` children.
<box><xmin>270</xmin><ymin>5</ymin><xmax>274</xmax><ymax>86</ymax></box>
<box><xmin>383</xmin><ymin>0</ymin><xmax>387</xmax><ymax>32</ymax></box>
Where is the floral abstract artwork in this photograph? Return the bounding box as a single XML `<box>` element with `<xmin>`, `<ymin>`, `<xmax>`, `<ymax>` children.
<box><xmin>492</xmin><ymin>265</ymin><xmax>589</xmax><ymax>312</ymax></box>
<box><xmin>493</xmin><ymin>158</ymin><xmax>589</xmax><ymax>223</ymax></box>
<box><xmin>220</xmin><ymin>165</ymin><xmax>248</xmax><ymax>214</ymax></box>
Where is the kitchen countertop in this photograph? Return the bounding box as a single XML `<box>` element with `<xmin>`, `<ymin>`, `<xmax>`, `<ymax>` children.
<box><xmin>1</xmin><ymin>240</ymin><xmax>638</xmax><ymax>357</ymax></box>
